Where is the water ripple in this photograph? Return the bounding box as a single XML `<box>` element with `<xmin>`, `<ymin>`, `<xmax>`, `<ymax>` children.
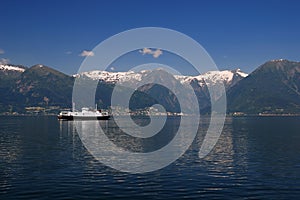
<box><xmin>0</xmin><ymin>116</ymin><xmax>300</xmax><ymax>199</ymax></box>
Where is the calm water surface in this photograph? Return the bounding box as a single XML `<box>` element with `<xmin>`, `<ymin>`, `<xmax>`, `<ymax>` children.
<box><xmin>0</xmin><ymin>116</ymin><xmax>300</xmax><ymax>199</ymax></box>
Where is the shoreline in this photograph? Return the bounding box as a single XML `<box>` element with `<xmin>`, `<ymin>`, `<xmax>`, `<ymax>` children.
<box><xmin>1</xmin><ymin>113</ymin><xmax>300</xmax><ymax>117</ymax></box>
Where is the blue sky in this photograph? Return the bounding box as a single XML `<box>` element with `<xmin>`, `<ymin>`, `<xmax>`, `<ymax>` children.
<box><xmin>0</xmin><ymin>0</ymin><xmax>300</xmax><ymax>75</ymax></box>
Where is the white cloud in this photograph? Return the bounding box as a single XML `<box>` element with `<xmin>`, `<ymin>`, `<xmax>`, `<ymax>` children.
<box><xmin>110</xmin><ymin>66</ymin><xmax>115</xmax><ymax>71</ymax></box>
<box><xmin>153</xmin><ymin>49</ymin><xmax>162</xmax><ymax>58</ymax></box>
<box><xmin>139</xmin><ymin>48</ymin><xmax>163</xmax><ymax>58</ymax></box>
<box><xmin>0</xmin><ymin>49</ymin><xmax>4</xmax><ymax>54</ymax></box>
<box><xmin>139</xmin><ymin>48</ymin><xmax>152</xmax><ymax>55</ymax></box>
<box><xmin>0</xmin><ymin>58</ymin><xmax>10</xmax><ymax>65</ymax></box>
<box><xmin>65</xmin><ymin>51</ymin><xmax>72</xmax><ymax>55</ymax></box>
<box><xmin>79</xmin><ymin>50</ymin><xmax>94</xmax><ymax>57</ymax></box>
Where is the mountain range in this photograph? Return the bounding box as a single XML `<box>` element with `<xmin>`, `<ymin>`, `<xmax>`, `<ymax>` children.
<box><xmin>0</xmin><ymin>59</ymin><xmax>299</xmax><ymax>115</ymax></box>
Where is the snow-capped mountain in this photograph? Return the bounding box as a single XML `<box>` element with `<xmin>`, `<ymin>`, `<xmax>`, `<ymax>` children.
<box><xmin>74</xmin><ymin>69</ymin><xmax>248</xmax><ymax>107</ymax></box>
<box><xmin>74</xmin><ymin>70</ymin><xmax>143</xmax><ymax>83</ymax></box>
<box><xmin>175</xmin><ymin>69</ymin><xmax>247</xmax><ymax>88</ymax></box>
<box><xmin>74</xmin><ymin>69</ymin><xmax>248</xmax><ymax>88</ymax></box>
<box><xmin>0</xmin><ymin>64</ymin><xmax>27</xmax><ymax>79</ymax></box>
<box><xmin>0</xmin><ymin>64</ymin><xmax>26</xmax><ymax>72</ymax></box>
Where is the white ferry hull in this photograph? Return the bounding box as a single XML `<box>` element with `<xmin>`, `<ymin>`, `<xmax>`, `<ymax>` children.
<box><xmin>57</xmin><ymin>107</ymin><xmax>110</xmax><ymax>120</ymax></box>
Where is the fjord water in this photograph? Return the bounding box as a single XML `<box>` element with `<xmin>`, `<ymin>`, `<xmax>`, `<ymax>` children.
<box><xmin>1</xmin><ymin>116</ymin><xmax>300</xmax><ymax>199</ymax></box>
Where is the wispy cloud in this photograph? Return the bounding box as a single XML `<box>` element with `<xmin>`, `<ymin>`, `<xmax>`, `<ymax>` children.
<box><xmin>140</xmin><ymin>48</ymin><xmax>152</xmax><ymax>55</ymax></box>
<box><xmin>79</xmin><ymin>50</ymin><xmax>94</xmax><ymax>57</ymax></box>
<box><xmin>110</xmin><ymin>66</ymin><xmax>115</xmax><ymax>71</ymax></box>
<box><xmin>139</xmin><ymin>48</ymin><xmax>163</xmax><ymax>58</ymax></box>
<box><xmin>152</xmin><ymin>49</ymin><xmax>162</xmax><ymax>58</ymax></box>
<box><xmin>0</xmin><ymin>58</ymin><xmax>10</xmax><ymax>65</ymax></box>
<box><xmin>0</xmin><ymin>48</ymin><xmax>4</xmax><ymax>54</ymax></box>
<box><xmin>65</xmin><ymin>51</ymin><xmax>72</xmax><ymax>55</ymax></box>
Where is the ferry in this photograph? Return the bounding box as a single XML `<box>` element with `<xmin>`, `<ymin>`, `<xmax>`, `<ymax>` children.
<box><xmin>57</xmin><ymin>107</ymin><xmax>110</xmax><ymax>120</ymax></box>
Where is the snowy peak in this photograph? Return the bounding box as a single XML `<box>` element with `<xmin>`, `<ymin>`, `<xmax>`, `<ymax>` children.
<box><xmin>175</xmin><ymin>69</ymin><xmax>248</xmax><ymax>85</ymax></box>
<box><xmin>198</xmin><ymin>70</ymin><xmax>234</xmax><ymax>83</ymax></box>
<box><xmin>200</xmin><ymin>69</ymin><xmax>248</xmax><ymax>81</ymax></box>
<box><xmin>0</xmin><ymin>64</ymin><xmax>27</xmax><ymax>79</ymax></box>
<box><xmin>173</xmin><ymin>69</ymin><xmax>248</xmax><ymax>89</ymax></box>
<box><xmin>74</xmin><ymin>70</ymin><xmax>142</xmax><ymax>83</ymax></box>
<box><xmin>74</xmin><ymin>69</ymin><xmax>248</xmax><ymax>86</ymax></box>
<box><xmin>235</xmin><ymin>69</ymin><xmax>248</xmax><ymax>78</ymax></box>
<box><xmin>0</xmin><ymin>64</ymin><xmax>26</xmax><ymax>72</ymax></box>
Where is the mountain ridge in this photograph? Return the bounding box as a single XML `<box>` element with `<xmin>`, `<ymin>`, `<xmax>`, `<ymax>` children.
<box><xmin>1</xmin><ymin>60</ymin><xmax>300</xmax><ymax>115</ymax></box>
<box><xmin>226</xmin><ymin>59</ymin><xmax>300</xmax><ymax>114</ymax></box>
<box><xmin>74</xmin><ymin>68</ymin><xmax>248</xmax><ymax>85</ymax></box>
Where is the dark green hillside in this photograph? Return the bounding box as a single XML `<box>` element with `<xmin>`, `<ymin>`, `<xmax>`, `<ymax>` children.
<box><xmin>0</xmin><ymin>65</ymin><xmax>27</xmax><ymax>112</ymax></box>
<box><xmin>227</xmin><ymin>60</ymin><xmax>300</xmax><ymax>114</ymax></box>
<box><xmin>0</xmin><ymin>65</ymin><xmax>74</xmax><ymax>113</ymax></box>
<box><xmin>16</xmin><ymin>65</ymin><xmax>74</xmax><ymax>107</ymax></box>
